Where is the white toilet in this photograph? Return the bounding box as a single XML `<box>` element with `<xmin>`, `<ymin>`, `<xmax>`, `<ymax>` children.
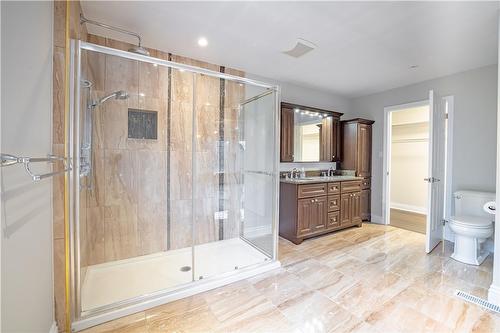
<box><xmin>449</xmin><ymin>190</ymin><xmax>495</xmax><ymax>265</ymax></box>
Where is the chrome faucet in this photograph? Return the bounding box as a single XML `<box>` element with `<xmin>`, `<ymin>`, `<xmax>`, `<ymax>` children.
<box><xmin>291</xmin><ymin>168</ymin><xmax>299</xmax><ymax>179</ymax></box>
<box><xmin>328</xmin><ymin>167</ymin><xmax>335</xmax><ymax>177</ymax></box>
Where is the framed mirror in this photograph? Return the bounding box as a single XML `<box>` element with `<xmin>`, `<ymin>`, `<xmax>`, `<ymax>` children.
<box><xmin>280</xmin><ymin>102</ymin><xmax>343</xmax><ymax>163</ymax></box>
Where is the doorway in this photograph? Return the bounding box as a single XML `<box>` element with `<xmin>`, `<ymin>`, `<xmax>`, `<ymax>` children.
<box><xmin>383</xmin><ymin>93</ymin><xmax>453</xmax><ymax>252</ymax></box>
<box><xmin>387</xmin><ymin>102</ymin><xmax>430</xmax><ymax>234</ymax></box>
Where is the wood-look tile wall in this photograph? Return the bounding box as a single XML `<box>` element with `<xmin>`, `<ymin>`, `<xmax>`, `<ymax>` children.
<box><xmin>79</xmin><ymin>35</ymin><xmax>246</xmax><ymax>262</ymax></box>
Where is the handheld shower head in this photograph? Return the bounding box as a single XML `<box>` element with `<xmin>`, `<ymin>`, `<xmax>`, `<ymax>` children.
<box><xmin>95</xmin><ymin>90</ymin><xmax>129</xmax><ymax>106</ymax></box>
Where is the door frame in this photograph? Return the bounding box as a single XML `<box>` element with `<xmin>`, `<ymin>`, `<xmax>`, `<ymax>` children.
<box><xmin>382</xmin><ymin>98</ymin><xmax>454</xmax><ymax>229</ymax></box>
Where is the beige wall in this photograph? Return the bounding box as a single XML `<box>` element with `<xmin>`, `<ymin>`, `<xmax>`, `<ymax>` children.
<box><xmin>390</xmin><ymin>107</ymin><xmax>429</xmax><ymax>213</ymax></box>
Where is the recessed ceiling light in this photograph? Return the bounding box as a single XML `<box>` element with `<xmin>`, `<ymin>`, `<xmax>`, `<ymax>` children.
<box><xmin>198</xmin><ymin>37</ymin><xmax>208</xmax><ymax>47</ymax></box>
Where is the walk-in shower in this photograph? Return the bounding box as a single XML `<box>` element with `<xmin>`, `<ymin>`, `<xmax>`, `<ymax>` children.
<box><xmin>69</xmin><ymin>40</ymin><xmax>280</xmax><ymax>330</ymax></box>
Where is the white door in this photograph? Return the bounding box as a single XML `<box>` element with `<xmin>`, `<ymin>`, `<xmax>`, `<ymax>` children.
<box><xmin>426</xmin><ymin>90</ymin><xmax>446</xmax><ymax>253</ymax></box>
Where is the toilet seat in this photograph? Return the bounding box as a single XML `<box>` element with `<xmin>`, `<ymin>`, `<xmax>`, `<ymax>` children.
<box><xmin>449</xmin><ymin>215</ymin><xmax>493</xmax><ymax>228</ymax></box>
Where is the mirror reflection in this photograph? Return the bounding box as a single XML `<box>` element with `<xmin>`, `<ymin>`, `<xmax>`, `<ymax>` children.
<box><xmin>294</xmin><ymin>112</ymin><xmax>326</xmax><ymax>162</ymax></box>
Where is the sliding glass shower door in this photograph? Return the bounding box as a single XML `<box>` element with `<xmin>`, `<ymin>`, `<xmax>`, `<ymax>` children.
<box><xmin>71</xmin><ymin>40</ymin><xmax>279</xmax><ymax>325</ymax></box>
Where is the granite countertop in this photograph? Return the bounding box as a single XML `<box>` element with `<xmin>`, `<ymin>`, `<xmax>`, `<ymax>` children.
<box><xmin>280</xmin><ymin>175</ymin><xmax>363</xmax><ymax>184</ymax></box>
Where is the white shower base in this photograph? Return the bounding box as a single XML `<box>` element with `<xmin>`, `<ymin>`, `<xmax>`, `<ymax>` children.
<box><xmin>81</xmin><ymin>238</ymin><xmax>269</xmax><ymax>311</ymax></box>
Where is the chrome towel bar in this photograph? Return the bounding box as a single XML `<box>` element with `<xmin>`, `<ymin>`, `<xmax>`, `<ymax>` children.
<box><xmin>0</xmin><ymin>153</ymin><xmax>71</xmax><ymax>181</ymax></box>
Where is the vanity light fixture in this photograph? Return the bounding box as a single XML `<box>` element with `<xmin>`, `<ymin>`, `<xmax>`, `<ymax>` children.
<box><xmin>294</xmin><ymin>108</ymin><xmax>300</xmax><ymax>113</ymax></box>
<box><xmin>198</xmin><ymin>37</ymin><xmax>208</xmax><ymax>47</ymax></box>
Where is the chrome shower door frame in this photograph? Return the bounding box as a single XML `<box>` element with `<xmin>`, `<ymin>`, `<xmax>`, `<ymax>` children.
<box><xmin>69</xmin><ymin>39</ymin><xmax>281</xmax><ymax>331</ymax></box>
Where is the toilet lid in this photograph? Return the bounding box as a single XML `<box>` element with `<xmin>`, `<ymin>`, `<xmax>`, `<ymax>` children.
<box><xmin>450</xmin><ymin>215</ymin><xmax>493</xmax><ymax>228</ymax></box>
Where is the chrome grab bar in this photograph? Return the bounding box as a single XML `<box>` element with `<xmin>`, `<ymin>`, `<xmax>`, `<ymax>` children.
<box><xmin>0</xmin><ymin>153</ymin><xmax>71</xmax><ymax>181</ymax></box>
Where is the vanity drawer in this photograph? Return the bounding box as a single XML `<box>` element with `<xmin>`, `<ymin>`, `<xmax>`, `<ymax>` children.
<box><xmin>298</xmin><ymin>183</ymin><xmax>327</xmax><ymax>198</ymax></box>
<box><xmin>327</xmin><ymin>182</ymin><xmax>341</xmax><ymax>195</ymax></box>
<box><xmin>328</xmin><ymin>195</ymin><xmax>340</xmax><ymax>212</ymax></box>
<box><xmin>327</xmin><ymin>211</ymin><xmax>340</xmax><ymax>229</ymax></box>
<box><xmin>341</xmin><ymin>180</ymin><xmax>362</xmax><ymax>193</ymax></box>
<box><xmin>361</xmin><ymin>177</ymin><xmax>371</xmax><ymax>190</ymax></box>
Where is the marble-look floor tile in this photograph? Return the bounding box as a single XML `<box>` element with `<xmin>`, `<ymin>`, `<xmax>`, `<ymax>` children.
<box><xmin>334</xmin><ymin>271</ymin><xmax>412</xmax><ymax>318</ymax></box>
<box><xmin>250</xmin><ymin>268</ymin><xmax>311</xmax><ymax>307</ymax></box>
<box><xmin>278</xmin><ymin>290</ymin><xmax>363</xmax><ymax>333</ymax></box>
<box><xmin>83</xmin><ymin>223</ymin><xmax>494</xmax><ymax>333</ymax></box>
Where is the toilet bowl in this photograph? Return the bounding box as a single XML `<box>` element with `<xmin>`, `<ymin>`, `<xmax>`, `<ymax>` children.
<box><xmin>448</xmin><ymin>216</ymin><xmax>493</xmax><ymax>265</ymax></box>
<box><xmin>449</xmin><ymin>190</ymin><xmax>495</xmax><ymax>266</ymax></box>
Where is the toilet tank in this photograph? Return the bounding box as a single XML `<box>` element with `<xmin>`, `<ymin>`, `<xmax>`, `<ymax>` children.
<box><xmin>454</xmin><ymin>190</ymin><xmax>495</xmax><ymax>218</ymax></box>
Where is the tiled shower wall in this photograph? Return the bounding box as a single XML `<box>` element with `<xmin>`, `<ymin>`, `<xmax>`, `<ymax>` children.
<box><xmin>79</xmin><ymin>35</ymin><xmax>245</xmax><ymax>267</ymax></box>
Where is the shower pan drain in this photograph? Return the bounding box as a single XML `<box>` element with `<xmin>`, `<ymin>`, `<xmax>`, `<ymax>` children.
<box><xmin>455</xmin><ymin>290</ymin><xmax>500</xmax><ymax>313</ymax></box>
<box><xmin>180</xmin><ymin>266</ymin><xmax>191</xmax><ymax>272</ymax></box>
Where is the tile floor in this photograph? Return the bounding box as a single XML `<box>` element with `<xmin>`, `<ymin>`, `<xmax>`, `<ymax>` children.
<box><xmin>81</xmin><ymin>223</ymin><xmax>499</xmax><ymax>333</ymax></box>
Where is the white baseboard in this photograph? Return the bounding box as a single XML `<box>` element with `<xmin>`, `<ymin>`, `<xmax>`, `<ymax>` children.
<box><xmin>49</xmin><ymin>321</ymin><xmax>58</xmax><ymax>333</ymax></box>
<box><xmin>489</xmin><ymin>284</ymin><xmax>500</xmax><ymax>305</ymax></box>
<box><xmin>390</xmin><ymin>202</ymin><xmax>426</xmax><ymax>214</ymax></box>
<box><xmin>370</xmin><ymin>215</ymin><xmax>384</xmax><ymax>224</ymax></box>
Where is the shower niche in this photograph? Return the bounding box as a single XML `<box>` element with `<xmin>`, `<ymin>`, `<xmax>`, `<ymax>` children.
<box><xmin>70</xmin><ymin>40</ymin><xmax>280</xmax><ymax>330</ymax></box>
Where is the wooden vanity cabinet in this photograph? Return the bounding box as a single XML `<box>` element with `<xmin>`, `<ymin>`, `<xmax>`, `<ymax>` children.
<box><xmin>341</xmin><ymin>118</ymin><xmax>374</xmax><ymax>221</ymax></box>
<box><xmin>279</xmin><ymin>180</ymin><xmax>362</xmax><ymax>244</ymax></box>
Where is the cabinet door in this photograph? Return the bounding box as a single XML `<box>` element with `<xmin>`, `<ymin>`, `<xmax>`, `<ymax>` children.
<box><xmin>320</xmin><ymin>116</ymin><xmax>332</xmax><ymax>161</ymax></box>
<box><xmin>357</xmin><ymin>124</ymin><xmax>372</xmax><ymax>177</ymax></box>
<box><xmin>351</xmin><ymin>192</ymin><xmax>362</xmax><ymax>224</ymax></box>
<box><xmin>340</xmin><ymin>193</ymin><xmax>351</xmax><ymax>225</ymax></box>
<box><xmin>280</xmin><ymin>108</ymin><xmax>294</xmax><ymax>162</ymax></box>
<box><xmin>314</xmin><ymin>196</ymin><xmax>328</xmax><ymax>231</ymax></box>
<box><xmin>320</xmin><ymin>117</ymin><xmax>340</xmax><ymax>162</ymax></box>
<box><xmin>360</xmin><ymin>189</ymin><xmax>371</xmax><ymax>221</ymax></box>
<box><xmin>331</xmin><ymin>118</ymin><xmax>341</xmax><ymax>162</ymax></box>
<box><xmin>297</xmin><ymin>198</ymin><xmax>315</xmax><ymax>236</ymax></box>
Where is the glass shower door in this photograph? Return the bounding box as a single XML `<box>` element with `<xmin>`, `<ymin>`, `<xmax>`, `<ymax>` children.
<box><xmin>240</xmin><ymin>90</ymin><xmax>277</xmax><ymax>257</ymax></box>
<box><xmin>192</xmin><ymin>74</ymin><xmax>276</xmax><ymax>281</ymax></box>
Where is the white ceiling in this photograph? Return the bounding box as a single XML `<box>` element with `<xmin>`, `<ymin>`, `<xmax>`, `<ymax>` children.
<box><xmin>81</xmin><ymin>1</ymin><xmax>499</xmax><ymax>98</ymax></box>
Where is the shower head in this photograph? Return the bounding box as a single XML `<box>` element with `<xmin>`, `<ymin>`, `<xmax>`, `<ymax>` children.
<box><xmin>80</xmin><ymin>14</ymin><xmax>150</xmax><ymax>57</ymax></box>
<box><xmin>94</xmin><ymin>90</ymin><xmax>129</xmax><ymax>106</ymax></box>
<box><xmin>128</xmin><ymin>45</ymin><xmax>150</xmax><ymax>56</ymax></box>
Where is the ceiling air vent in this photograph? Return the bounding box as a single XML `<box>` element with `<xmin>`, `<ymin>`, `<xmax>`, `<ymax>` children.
<box><xmin>283</xmin><ymin>38</ymin><xmax>316</xmax><ymax>58</ymax></box>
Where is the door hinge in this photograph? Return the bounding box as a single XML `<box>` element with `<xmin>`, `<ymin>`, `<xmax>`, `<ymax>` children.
<box><xmin>441</xmin><ymin>219</ymin><xmax>447</xmax><ymax>226</ymax></box>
